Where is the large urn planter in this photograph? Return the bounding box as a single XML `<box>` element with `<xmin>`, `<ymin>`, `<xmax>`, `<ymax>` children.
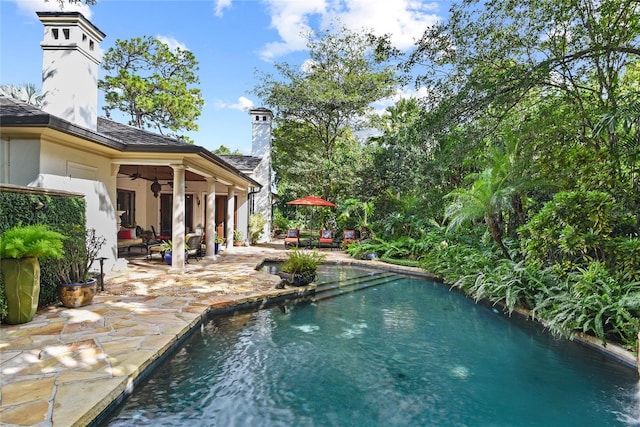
<box><xmin>1</xmin><ymin>257</ymin><xmax>41</xmax><ymax>324</ymax></box>
<box><xmin>57</xmin><ymin>278</ymin><xmax>98</xmax><ymax>308</ymax></box>
<box><xmin>0</xmin><ymin>224</ymin><xmax>65</xmax><ymax>325</ymax></box>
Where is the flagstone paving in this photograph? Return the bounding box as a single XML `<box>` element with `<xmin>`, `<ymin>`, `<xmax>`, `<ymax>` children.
<box><xmin>1</xmin><ymin>242</ymin><xmax>636</xmax><ymax>426</ymax></box>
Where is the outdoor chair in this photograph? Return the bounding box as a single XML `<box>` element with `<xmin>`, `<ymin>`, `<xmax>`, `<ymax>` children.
<box><xmin>319</xmin><ymin>229</ymin><xmax>337</xmax><ymax>250</ymax></box>
<box><xmin>186</xmin><ymin>233</ymin><xmax>203</xmax><ymax>263</ymax></box>
<box><xmin>284</xmin><ymin>228</ymin><xmax>300</xmax><ymax>248</ymax></box>
<box><xmin>146</xmin><ymin>225</ymin><xmax>164</xmax><ymax>258</ymax></box>
<box><xmin>342</xmin><ymin>229</ymin><xmax>360</xmax><ymax>246</ymax></box>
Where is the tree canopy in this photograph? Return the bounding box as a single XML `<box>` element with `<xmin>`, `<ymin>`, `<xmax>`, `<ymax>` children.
<box><xmin>99</xmin><ymin>36</ymin><xmax>204</xmax><ymax>142</ymax></box>
<box><xmin>254</xmin><ymin>26</ymin><xmax>400</xmax><ymax>201</ymax></box>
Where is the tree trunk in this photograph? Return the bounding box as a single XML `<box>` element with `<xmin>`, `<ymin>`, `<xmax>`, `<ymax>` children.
<box><xmin>487</xmin><ymin>215</ymin><xmax>511</xmax><ymax>260</ymax></box>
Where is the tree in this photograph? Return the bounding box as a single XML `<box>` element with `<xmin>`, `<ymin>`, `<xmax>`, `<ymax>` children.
<box><xmin>212</xmin><ymin>145</ymin><xmax>243</xmax><ymax>155</ymax></box>
<box><xmin>51</xmin><ymin>0</ymin><xmax>96</xmax><ymax>6</ymax></box>
<box><xmin>99</xmin><ymin>36</ymin><xmax>204</xmax><ymax>141</ymax></box>
<box><xmin>254</xmin><ymin>26</ymin><xmax>400</xmax><ymax>201</ymax></box>
<box><xmin>407</xmin><ymin>0</ymin><xmax>640</xmax><ymax>193</ymax></box>
<box><xmin>0</xmin><ymin>83</ymin><xmax>42</xmax><ymax>106</ymax></box>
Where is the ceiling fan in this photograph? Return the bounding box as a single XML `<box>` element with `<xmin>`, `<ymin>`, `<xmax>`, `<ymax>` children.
<box><xmin>129</xmin><ymin>167</ymin><xmax>143</xmax><ymax>180</ymax></box>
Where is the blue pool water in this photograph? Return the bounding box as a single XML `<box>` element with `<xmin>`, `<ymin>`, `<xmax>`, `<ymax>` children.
<box><xmin>103</xmin><ymin>266</ymin><xmax>638</xmax><ymax>426</ymax></box>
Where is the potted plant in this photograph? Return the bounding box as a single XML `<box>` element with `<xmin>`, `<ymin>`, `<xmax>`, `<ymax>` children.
<box><xmin>160</xmin><ymin>240</ymin><xmax>173</xmax><ymax>265</ymax></box>
<box><xmin>277</xmin><ymin>249</ymin><xmax>326</xmax><ymax>287</ymax></box>
<box><xmin>233</xmin><ymin>229</ymin><xmax>244</xmax><ymax>246</ymax></box>
<box><xmin>53</xmin><ymin>226</ymin><xmax>106</xmax><ymax>308</ymax></box>
<box><xmin>214</xmin><ymin>234</ymin><xmax>224</xmax><ymax>254</ymax></box>
<box><xmin>160</xmin><ymin>240</ymin><xmax>189</xmax><ymax>265</ymax></box>
<box><xmin>0</xmin><ymin>224</ymin><xmax>65</xmax><ymax>324</ymax></box>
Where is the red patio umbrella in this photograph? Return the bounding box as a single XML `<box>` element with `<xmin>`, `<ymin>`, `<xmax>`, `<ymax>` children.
<box><xmin>286</xmin><ymin>195</ymin><xmax>336</xmax><ymax>207</ymax></box>
<box><xmin>286</xmin><ymin>195</ymin><xmax>336</xmax><ymax>235</ymax></box>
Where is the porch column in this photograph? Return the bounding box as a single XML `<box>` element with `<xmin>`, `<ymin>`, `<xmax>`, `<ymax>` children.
<box><xmin>170</xmin><ymin>164</ymin><xmax>186</xmax><ymax>271</ymax></box>
<box><xmin>205</xmin><ymin>177</ymin><xmax>217</xmax><ymax>259</ymax></box>
<box><xmin>225</xmin><ymin>186</ymin><xmax>235</xmax><ymax>251</ymax></box>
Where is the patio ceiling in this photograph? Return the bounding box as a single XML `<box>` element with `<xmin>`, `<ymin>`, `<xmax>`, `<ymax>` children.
<box><xmin>118</xmin><ymin>165</ymin><xmax>205</xmax><ymax>182</ymax></box>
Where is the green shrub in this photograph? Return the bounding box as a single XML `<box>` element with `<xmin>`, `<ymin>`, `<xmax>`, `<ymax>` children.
<box><xmin>532</xmin><ymin>262</ymin><xmax>640</xmax><ymax>349</ymax></box>
<box><xmin>0</xmin><ymin>190</ymin><xmax>85</xmax><ymax>320</ymax></box>
<box><xmin>519</xmin><ymin>190</ymin><xmax>625</xmax><ymax>269</ymax></box>
<box><xmin>249</xmin><ymin>213</ymin><xmax>267</xmax><ymax>244</ymax></box>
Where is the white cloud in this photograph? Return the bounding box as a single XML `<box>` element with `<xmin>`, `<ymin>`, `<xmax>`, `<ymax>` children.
<box><xmin>156</xmin><ymin>35</ymin><xmax>188</xmax><ymax>53</ymax></box>
<box><xmin>214</xmin><ymin>96</ymin><xmax>255</xmax><ymax>112</ymax></box>
<box><xmin>14</xmin><ymin>0</ymin><xmax>93</xmax><ymax>19</ymax></box>
<box><xmin>214</xmin><ymin>0</ymin><xmax>232</xmax><ymax>17</ymax></box>
<box><xmin>259</xmin><ymin>0</ymin><xmax>327</xmax><ymax>61</ymax></box>
<box><xmin>259</xmin><ymin>0</ymin><xmax>442</xmax><ymax>61</ymax></box>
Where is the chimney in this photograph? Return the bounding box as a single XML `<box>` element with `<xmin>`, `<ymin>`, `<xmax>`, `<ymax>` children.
<box><xmin>250</xmin><ymin>108</ymin><xmax>273</xmax><ymax>157</ymax></box>
<box><xmin>38</xmin><ymin>12</ymin><xmax>106</xmax><ymax>131</ymax></box>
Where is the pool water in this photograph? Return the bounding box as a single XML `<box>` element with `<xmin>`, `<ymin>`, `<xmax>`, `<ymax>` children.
<box><xmin>103</xmin><ymin>266</ymin><xmax>638</xmax><ymax>426</ymax></box>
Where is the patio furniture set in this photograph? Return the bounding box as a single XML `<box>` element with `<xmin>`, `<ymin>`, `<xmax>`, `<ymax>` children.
<box><xmin>284</xmin><ymin>229</ymin><xmax>360</xmax><ymax>250</ymax></box>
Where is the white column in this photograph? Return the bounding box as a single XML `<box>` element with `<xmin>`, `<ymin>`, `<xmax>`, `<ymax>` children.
<box><xmin>205</xmin><ymin>177</ymin><xmax>217</xmax><ymax>259</ymax></box>
<box><xmin>236</xmin><ymin>189</ymin><xmax>249</xmax><ymax>245</ymax></box>
<box><xmin>171</xmin><ymin>164</ymin><xmax>186</xmax><ymax>270</ymax></box>
<box><xmin>226</xmin><ymin>187</ymin><xmax>235</xmax><ymax>251</ymax></box>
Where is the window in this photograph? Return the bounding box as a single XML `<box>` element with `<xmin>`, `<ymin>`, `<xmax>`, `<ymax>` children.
<box><xmin>117</xmin><ymin>190</ymin><xmax>136</xmax><ymax>228</ymax></box>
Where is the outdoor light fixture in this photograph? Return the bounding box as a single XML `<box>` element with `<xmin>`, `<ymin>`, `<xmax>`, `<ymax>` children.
<box><xmin>196</xmin><ymin>196</ymin><xmax>201</xmax><ymax>207</ymax></box>
<box><xmin>150</xmin><ymin>178</ymin><xmax>161</xmax><ymax>198</ymax></box>
<box><xmin>33</xmin><ymin>201</ymin><xmax>45</xmax><ymax>211</ymax></box>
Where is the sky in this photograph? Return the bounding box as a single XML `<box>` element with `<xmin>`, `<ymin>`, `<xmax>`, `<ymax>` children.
<box><xmin>0</xmin><ymin>0</ymin><xmax>449</xmax><ymax>154</ymax></box>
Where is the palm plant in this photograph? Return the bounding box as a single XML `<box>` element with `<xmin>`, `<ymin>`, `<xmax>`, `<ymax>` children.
<box><xmin>445</xmin><ymin>166</ymin><xmax>513</xmax><ymax>259</ymax></box>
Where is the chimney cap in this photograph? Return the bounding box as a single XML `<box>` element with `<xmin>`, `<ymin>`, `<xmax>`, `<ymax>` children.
<box><xmin>37</xmin><ymin>11</ymin><xmax>106</xmax><ymax>40</ymax></box>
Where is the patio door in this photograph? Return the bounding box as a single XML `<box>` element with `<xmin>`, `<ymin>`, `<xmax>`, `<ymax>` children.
<box><xmin>160</xmin><ymin>194</ymin><xmax>194</xmax><ymax>236</ymax></box>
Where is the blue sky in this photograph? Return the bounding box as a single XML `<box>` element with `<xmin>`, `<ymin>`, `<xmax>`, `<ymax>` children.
<box><xmin>1</xmin><ymin>0</ymin><xmax>448</xmax><ymax>154</ymax></box>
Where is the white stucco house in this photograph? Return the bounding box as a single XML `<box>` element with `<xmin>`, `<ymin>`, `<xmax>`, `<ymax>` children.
<box><xmin>0</xmin><ymin>11</ymin><xmax>273</xmax><ymax>272</ymax></box>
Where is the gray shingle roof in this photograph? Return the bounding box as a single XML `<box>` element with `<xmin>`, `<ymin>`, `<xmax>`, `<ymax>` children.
<box><xmin>96</xmin><ymin>117</ymin><xmax>199</xmax><ymax>152</ymax></box>
<box><xmin>219</xmin><ymin>155</ymin><xmax>262</xmax><ymax>171</ymax></box>
<box><xmin>0</xmin><ymin>96</ymin><xmax>262</xmax><ymax>186</ymax></box>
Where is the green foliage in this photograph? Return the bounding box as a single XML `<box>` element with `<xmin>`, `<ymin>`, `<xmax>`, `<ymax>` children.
<box><xmin>99</xmin><ymin>35</ymin><xmax>204</xmax><ymax>141</ymax></box>
<box><xmin>0</xmin><ymin>190</ymin><xmax>86</xmax><ymax>320</ymax></box>
<box><xmin>0</xmin><ymin>83</ymin><xmax>42</xmax><ymax>106</ymax></box>
<box><xmin>607</xmin><ymin>237</ymin><xmax>640</xmax><ymax>281</ymax></box>
<box><xmin>272</xmin><ymin>209</ymin><xmax>290</xmax><ymax>234</ymax></box>
<box><xmin>0</xmin><ymin>224</ymin><xmax>65</xmax><ymax>260</ymax></box>
<box><xmin>233</xmin><ymin>229</ymin><xmax>243</xmax><ymax>242</ymax></box>
<box><xmin>212</xmin><ymin>145</ymin><xmax>243</xmax><ymax>155</ymax></box>
<box><xmin>519</xmin><ymin>190</ymin><xmax>624</xmax><ymax>269</ymax></box>
<box><xmin>281</xmin><ymin>249</ymin><xmax>326</xmax><ymax>280</ymax></box>
<box><xmin>249</xmin><ymin>214</ymin><xmax>266</xmax><ymax>244</ymax></box>
<box><xmin>532</xmin><ymin>262</ymin><xmax>640</xmax><ymax>348</ymax></box>
<box><xmin>255</xmin><ymin>25</ymin><xmax>399</xmax><ymax>201</ymax></box>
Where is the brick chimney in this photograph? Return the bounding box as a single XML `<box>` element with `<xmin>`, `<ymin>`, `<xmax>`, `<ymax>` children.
<box><xmin>38</xmin><ymin>12</ymin><xmax>106</xmax><ymax>131</ymax></box>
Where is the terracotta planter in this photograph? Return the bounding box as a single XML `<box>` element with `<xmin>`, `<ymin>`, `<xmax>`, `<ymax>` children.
<box><xmin>1</xmin><ymin>257</ymin><xmax>40</xmax><ymax>324</ymax></box>
<box><xmin>234</xmin><ymin>240</ymin><xmax>243</xmax><ymax>246</ymax></box>
<box><xmin>57</xmin><ymin>278</ymin><xmax>97</xmax><ymax>308</ymax></box>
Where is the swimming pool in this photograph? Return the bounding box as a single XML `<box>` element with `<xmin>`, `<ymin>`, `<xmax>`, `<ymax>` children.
<box><xmin>103</xmin><ymin>265</ymin><xmax>638</xmax><ymax>426</ymax></box>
